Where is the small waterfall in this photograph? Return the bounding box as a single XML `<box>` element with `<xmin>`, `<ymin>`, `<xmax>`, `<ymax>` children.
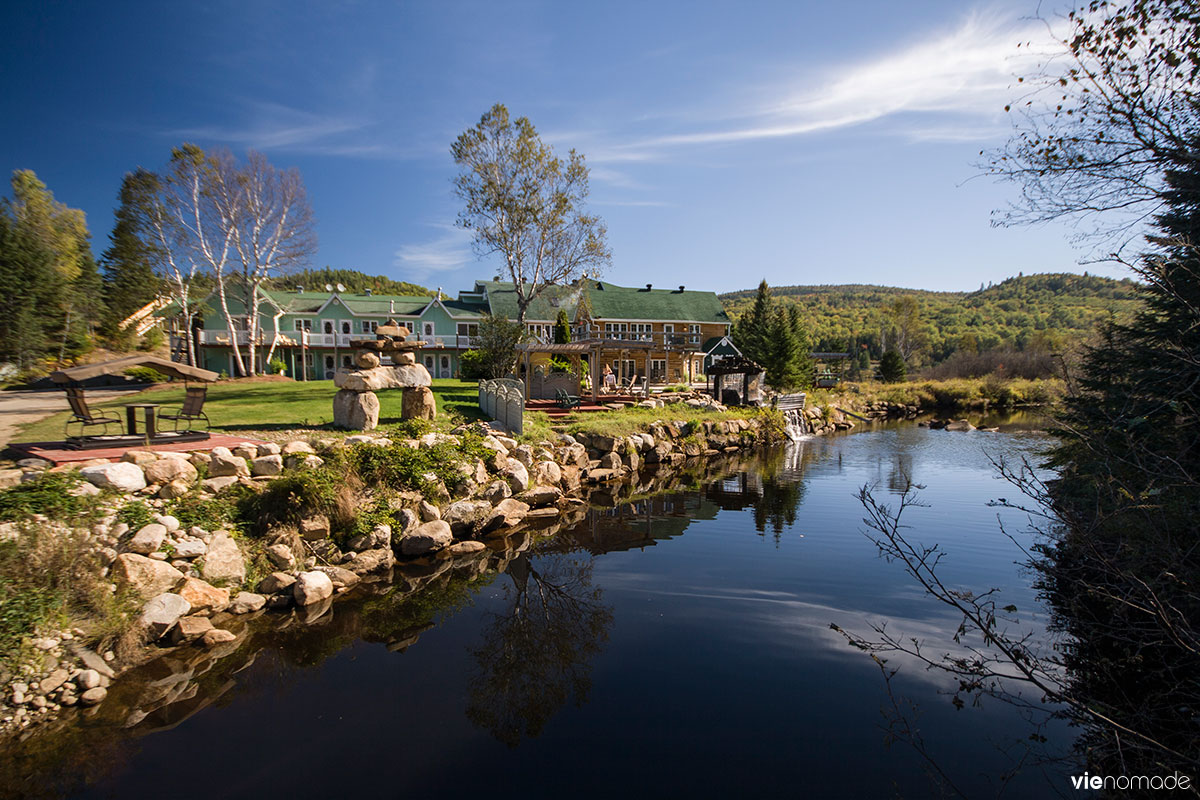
<box><xmin>783</xmin><ymin>407</ymin><xmax>809</xmax><ymax>441</ymax></box>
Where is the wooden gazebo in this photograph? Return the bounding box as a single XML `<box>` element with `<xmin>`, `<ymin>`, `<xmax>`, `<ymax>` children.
<box><xmin>705</xmin><ymin>355</ymin><xmax>764</xmax><ymax>406</ymax></box>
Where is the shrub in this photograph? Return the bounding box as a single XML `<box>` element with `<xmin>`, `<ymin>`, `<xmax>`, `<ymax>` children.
<box><xmin>115</xmin><ymin>499</ymin><xmax>155</xmax><ymax>531</ymax></box>
<box><xmin>268</xmin><ymin>358</ymin><xmax>287</xmax><ymax>375</ymax></box>
<box><xmin>458</xmin><ymin>349</ymin><xmax>489</xmax><ymax>380</ymax></box>
<box><xmin>124</xmin><ymin>366</ymin><xmax>169</xmax><ymax>384</ymax></box>
<box><xmin>0</xmin><ymin>471</ymin><xmax>91</xmax><ymax>523</ymax></box>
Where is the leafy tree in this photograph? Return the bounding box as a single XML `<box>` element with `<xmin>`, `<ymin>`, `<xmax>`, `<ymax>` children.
<box><xmin>468</xmin><ymin>313</ymin><xmax>524</xmax><ymax>379</ymax></box>
<box><xmin>986</xmin><ymin>0</ymin><xmax>1200</xmax><ymax>246</ymax></box>
<box><xmin>877</xmin><ymin>350</ymin><xmax>906</xmax><ymax>383</ymax></box>
<box><xmin>134</xmin><ymin>145</ymin><xmax>316</xmax><ymax>374</ymax></box>
<box><xmin>452</xmin><ymin>104</ymin><xmax>610</xmax><ymax>324</ymax></box>
<box><xmin>0</xmin><ymin>171</ymin><xmax>98</xmax><ymax>369</ymax></box>
<box><xmin>100</xmin><ymin>170</ymin><xmax>162</xmax><ymax>343</ymax></box>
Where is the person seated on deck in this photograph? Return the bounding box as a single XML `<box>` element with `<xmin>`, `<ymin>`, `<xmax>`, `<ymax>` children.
<box><xmin>602</xmin><ymin>364</ymin><xmax>616</xmax><ymax>393</ymax></box>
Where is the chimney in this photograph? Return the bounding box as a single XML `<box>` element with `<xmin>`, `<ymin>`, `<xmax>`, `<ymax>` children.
<box><xmin>296</xmin><ymin>285</ymin><xmax>304</xmax><ymax>293</ymax></box>
<box><xmin>389</xmin><ymin>300</ymin><xmax>395</xmax><ymax>313</ymax></box>
<box><xmin>365</xmin><ymin>288</ymin><xmax>373</xmax><ymax>296</ymax></box>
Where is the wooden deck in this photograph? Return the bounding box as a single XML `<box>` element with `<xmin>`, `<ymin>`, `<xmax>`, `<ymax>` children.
<box><xmin>10</xmin><ymin>433</ymin><xmax>269</xmax><ymax>465</ymax></box>
<box><xmin>526</xmin><ymin>395</ymin><xmax>646</xmax><ymax>418</ymax></box>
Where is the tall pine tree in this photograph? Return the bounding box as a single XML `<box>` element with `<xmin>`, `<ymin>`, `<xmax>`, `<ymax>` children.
<box><xmin>100</xmin><ymin>169</ymin><xmax>161</xmax><ymax>342</ymax></box>
<box><xmin>733</xmin><ymin>279</ymin><xmax>773</xmax><ymax>366</ymax></box>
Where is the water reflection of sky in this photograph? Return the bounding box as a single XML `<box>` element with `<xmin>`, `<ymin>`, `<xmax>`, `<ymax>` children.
<box><xmin>52</xmin><ymin>426</ymin><xmax>1074</xmax><ymax>800</ymax></box>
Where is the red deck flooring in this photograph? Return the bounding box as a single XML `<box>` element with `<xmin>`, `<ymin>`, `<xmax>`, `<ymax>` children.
<box><xmin>10</xmin><ymin>433</ymin><xmax>269</xmax><ymax>465</ymax></box>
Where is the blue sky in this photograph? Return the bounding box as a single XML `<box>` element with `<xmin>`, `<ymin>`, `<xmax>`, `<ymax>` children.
<box><xmin>2</xmin><ymin>0</ymin><xmax>1115</xmax><ymax>294</ymax></box>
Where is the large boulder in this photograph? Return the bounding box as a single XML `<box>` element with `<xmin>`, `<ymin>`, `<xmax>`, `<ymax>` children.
<box><xmin>201</xmin><ymin>531</ymin><xmax>246</xmax><ymax>584</ymax></box>
<box><xmin>140</xmin><ymin>593</ymin><xmax>192</xmax><ymax>639</ymax></box>
<box><xmin>343</xmin><ymin>547</ymin><xmax>394</xmax><ymax>576</ymax></box>
<box><xmin>79</xmin><ymin>462</ymin><xmax>147</xmax><ymax>493</ymax></box>
<box><xmin>502</xmin><ymin>459</ymin><xmax>530</xmax><ymax>494</ymax></box>
<box><xmin>251</xmin><ymin>454</ymin><xmax>284</xmax><ymax>477</ymax></box>
<box><xmin>208</xmin><ymin>447</ymin><xmax>250</xmax><ymax>478</ymax></box>
<box><xmin>402</xmin><ymin>386</ymin><xmax>436</xmax><ymax>420</ymax></box>
<box><xmin>229</xmin><ymin>592</ymin><xmax>267</xmax><ymax>614</ymax></box>
<box><xmin>334</xmin><ymin>368</ymin><xmax>394</xmax><ymax>392</ymax></box>
<box><xmin>333</xmin><ymin>389</ymin><xmax>380</xmax><ymax>431</ymax></box>
<box><xmin>175</xmin><ymin>577</ymin><xmax>230</xmax><ymax>614</ymax></box>
<box><xmin>443</xmin><ymin>499</ymin><xmax>493</xmax><ymax>535</ymax></box>
<box><xmin>400</xmin><ymin>520</ymin><xmax>453</xmax><ymax>556</ymax></box>
<box><xmin>113</xmin><ymin>554</ymin><xmax>185</xmax><ymax>599</ymax></box>
<box><xmin>143</xmin><ymin>458</ymin><xmax>198</xmax><ymax>486</ymax></box>
<box><xmin>531</xmin><ymin>460</ymin><xmax>562</xmax><ymax>486</ymax></box>
<box><xmin>293</xmin><ymin>571</ymin><xmax>334</xmax><ymax>606</ymax></box>
<box><xmin>169</xmin><ymin>615</ymin><xmax>214</xmax><ymax>645</ymax></box>
<box><xmin>484</xmin><ymin>498</ymin><xmax>530</xmax><ymax>531</ymax></box>
<box><xmin>126</xmin><ymin>523</ymin><xmax>167</xmax><ymax>555</ymax></box>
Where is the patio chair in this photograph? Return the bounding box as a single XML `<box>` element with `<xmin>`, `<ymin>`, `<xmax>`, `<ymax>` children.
<box><xmin>618</xmin><ymin>374</ymin><xmax>639</xmax><ymax>395</ymax></box>
<box><xmin>159</xmin><ymin>385</ymin><xmax>211</xmax><ymax>432</ymax></box>
<box><xmin>64</xmin><ymin>386</ymin><xmax>122</xmax><ymax>440</ymax></box>
<box><xmin>555</xmin><ymin>388</ymin><xmax>581</xmax><ymax>409</ymax></box>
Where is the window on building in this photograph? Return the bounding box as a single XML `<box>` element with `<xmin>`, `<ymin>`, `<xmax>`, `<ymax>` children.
<box><xmin>323</xmin><ymin>321</ymin><xmax>333</xmax><ymax>335</ymax></box>
<box><xmin>424</xmin><ymin>322</ymin><xmax>434</xmax><ymax>336</ymax></box>
<box><xmin>341</xmin><ymin>321</ymin><xmax>351</xmax><ymax>335</ymax></box>
<box><xmin>294</xmin><ymin>318</ymin><xmax>312</xmax><ymax>332</ymax></box>
<box><xmin>361</xmin><ymin>320</ymin><xmax>378</xmax><ymax>334</ymax></box>
<box><xmin>342</xmin><ymin>355</ymin><xmax>353</xmax><ymax>368</ymax></box>
<box><xmin>456</xmin><ymin>323</ymin><xmax>479</xmax><ymax>336</ymax></box>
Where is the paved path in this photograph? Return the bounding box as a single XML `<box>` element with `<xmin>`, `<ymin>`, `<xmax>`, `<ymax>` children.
<box><xmin>0</xmin><ymin>388</ymin><xmax>143</xmax><ymax>449</ymax></box>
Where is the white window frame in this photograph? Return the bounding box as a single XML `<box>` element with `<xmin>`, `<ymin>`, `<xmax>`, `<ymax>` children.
<box><xmin>294</xmin><ymin>318</ymin><xmax>312</xmax><ymax>332</ymax></box>
<box><xmin>360</xmin><ymin>320</ymin><xmax>378</xmax><ymax>334</ymax></box>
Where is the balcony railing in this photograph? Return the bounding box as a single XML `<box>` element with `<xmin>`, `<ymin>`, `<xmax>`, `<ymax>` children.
<box><xmin>574</xmin><ymin>328</ymin><xmax>704</xmax><ymax>348</ymax></box>
<box><xmin>197</xmin><ymin>330</ymin><xmax>483</xmax><ymax>350</ymax></box>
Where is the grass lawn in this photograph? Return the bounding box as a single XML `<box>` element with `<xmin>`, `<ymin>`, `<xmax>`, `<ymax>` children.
<box><xmin>13</xmin><ymin>378</ymin><xmax>487</xmax><ymax>444</ymax></box>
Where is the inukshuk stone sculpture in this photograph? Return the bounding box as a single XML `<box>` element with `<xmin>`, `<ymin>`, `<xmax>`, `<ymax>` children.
<box><xmin>332</xmin><ymin>321</ymin><xmax>436</xmax><ymax>430</ymax></box>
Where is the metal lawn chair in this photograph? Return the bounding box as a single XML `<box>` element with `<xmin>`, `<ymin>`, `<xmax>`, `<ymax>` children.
<box><xmin>159</xmin><ymin>385</ymin><xmax>211</xmax><ymax>432</ymax></box>
<box><xmin>64</xmin><ymin>386</ymin><xmax>122</xmax><ymax>440</ymax></box>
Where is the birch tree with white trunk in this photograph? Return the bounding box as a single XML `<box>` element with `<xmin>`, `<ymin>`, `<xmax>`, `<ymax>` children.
<box><xmin>452</xmin><ymin>104</ymin><xmax>610</xmax><ymax>325</ymax></box>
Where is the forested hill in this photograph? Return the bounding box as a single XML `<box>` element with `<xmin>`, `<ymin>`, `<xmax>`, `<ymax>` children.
<box><xmin>720</xmin><ymin>273</ymin><xmax>1142</xmax><ymax>362</ymax></box>
<box><xmin>267</xmin><ymin>268</ymin><xmax>432</xmax><ymax>297</ymax></box>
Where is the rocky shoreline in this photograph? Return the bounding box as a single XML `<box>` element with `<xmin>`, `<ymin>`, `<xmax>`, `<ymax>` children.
<box><xmin>0</xmin><ymin>411</ymin><xmax>785</xmax><ymax>740</ymax></box>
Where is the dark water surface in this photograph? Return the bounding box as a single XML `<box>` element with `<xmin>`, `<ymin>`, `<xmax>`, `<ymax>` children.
<box><xmin>3</xmin><ymin>420</ymin><xmax>1076</xmax><ymax>799</ymax></box>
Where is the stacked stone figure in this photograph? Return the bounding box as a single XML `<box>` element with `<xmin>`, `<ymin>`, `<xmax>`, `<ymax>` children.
<box><xmin>332</xmin><ymin>321</ymin><xmax>437</xmax><ymax>430</ymax></box>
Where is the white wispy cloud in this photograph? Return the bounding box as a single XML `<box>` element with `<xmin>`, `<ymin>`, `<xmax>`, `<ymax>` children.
<box><xmin>393</xmin><ymin>224</ymin><xmax>475</xmax><ymax>282</ymax></box>
<box><xmin>164</xmin><ymin>100</ymin><xmax>391</xmax><ymax>157</ymax></box>
<box><xmin>587</xmin><ymin>10</ymin><xmax>1051</xmax><ymax>163</ymax></box>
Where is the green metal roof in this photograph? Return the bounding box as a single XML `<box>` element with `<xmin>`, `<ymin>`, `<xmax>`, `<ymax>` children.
<box><xmin>261</xmin><ymin>289</ymin><xmax>434</xmax><ymax>316</ymax></box>
<box><xmin>473</xmin><ymin>280</ymin><xmax>583</xmax><ymax>322</ymax></box>
<box><xmin>581</xmin><ymin>281</ymin><xmax>731</xmax><ymax>324</ymax></box>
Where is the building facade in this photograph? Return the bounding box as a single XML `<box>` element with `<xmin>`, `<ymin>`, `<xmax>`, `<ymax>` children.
<box><xmin>171</xmin><ymin>278</ymin><xmax>735</xmax><ymax>384</ymax></box>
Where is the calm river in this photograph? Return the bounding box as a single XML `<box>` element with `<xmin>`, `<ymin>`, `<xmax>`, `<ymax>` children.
<box><xmin>1</xmin><ymin>414</ymin><xmax>1076</xmax><ymax>799</ymax></box>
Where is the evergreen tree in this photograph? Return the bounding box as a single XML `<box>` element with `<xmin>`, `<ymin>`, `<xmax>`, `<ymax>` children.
<box><xmin>553</xmin><ymin>308</ymin><xmax>571</xmax><ymax>344</ymax></box>
<box><xmin>788</xmin><ymin>304</ymin><xmax>814</xmax><ymax>389</ymax></box>
<box><xmin>0</xmin><ymin>211</ymin><xmax>52</xmax><ymax>368</ymax></box>
<box><xmin>762</xmin><ymin>308</ymin><xmax>803</xmax><ymax>390</ymax></box>
<box><xmin>733</xmin><ymin>279</ymin><xmax>773</xmax><ymax>366</ymax></box>
<box><xmin>878</xmin><ymin>350</ymin><xmax>906</xmax><ymax>383</ymax></box>
<box><xmin>100</xmin><ymin>169</ymin><xmax>161</xmax><ymax>341</ymax></box>
<box><xmin>550</xmin><ymin>308</ymin><xmax>572</xmax><ymax>372</ymax></box>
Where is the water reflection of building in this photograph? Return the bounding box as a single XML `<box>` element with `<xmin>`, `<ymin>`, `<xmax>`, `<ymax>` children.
<box><xmin>551</xmin><ymin>493</ymin><xmax>720</xmax><ymax>555</ymax></box>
